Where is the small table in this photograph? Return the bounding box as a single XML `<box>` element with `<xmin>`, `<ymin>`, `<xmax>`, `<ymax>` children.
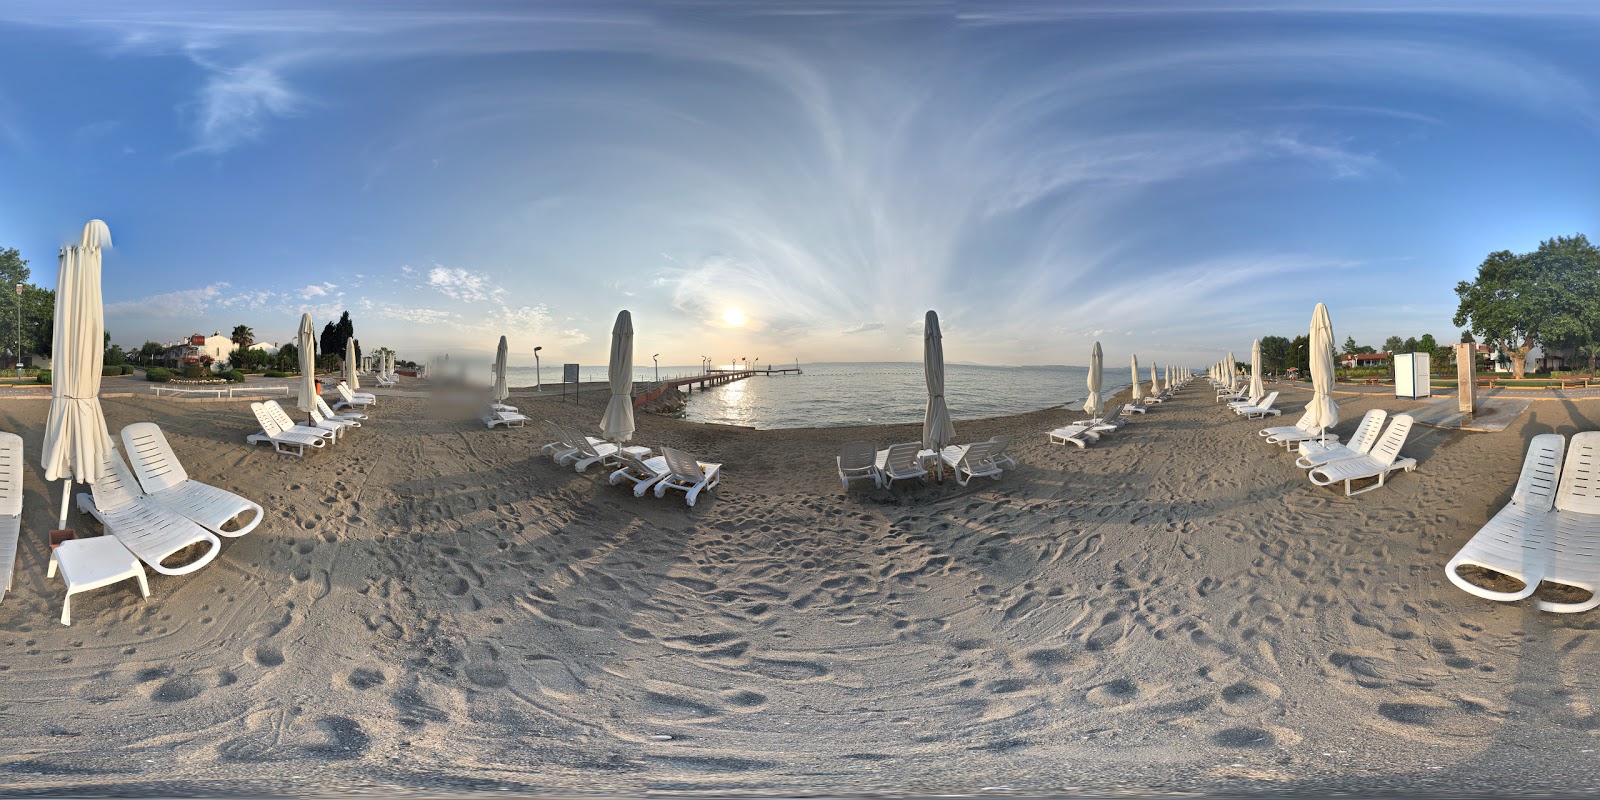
<box><xmin>48</xmin><ymin>536</ymin><xmax>149</xmax><ymax>626</ymax></box>
<box><xmin>621</xmin><ymin>446</ymin><xmax>654</xmax><ymax>460</ymax></box>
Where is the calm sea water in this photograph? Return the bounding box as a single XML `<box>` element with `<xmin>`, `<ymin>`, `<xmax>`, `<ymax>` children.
<box><xmin>484</xmin><ymin>362</ymin><xmax>1165</xmax><ymax>430</ymax></box>
<box><xmin>674</xmin><ymin>362</ymin><xmax>1133</xmax><ymax>430</ymax></box>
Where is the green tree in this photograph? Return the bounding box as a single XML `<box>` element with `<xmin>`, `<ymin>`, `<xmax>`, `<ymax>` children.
<box><xmin>1260</xmin><ymin>335</ymin><xmax>1292</xmax><ymax>373</ymax></box>
<box><xmin>1460</xmin><ymin>330</ymin><xmax>1475</xmax><ymax>343</ymax></box>
<box><xmin>104</xmin><ymin>344</ymin><xmax>124</xmax><ymax>366</ymax></box>
<box><xmin>1341</xmin><ymin>336</ymin><xmax>1359</xmax><ymax>355</ymax></box>
<box><xmin>1455</xmin><ymin>235</ymin><xmax>1600</xmax><ymax>380</ymax></box>
<box><xmin>230</xmin><ymin>324</ymin><xmax>254</xmax><ymax>351</ymax></box>
<box><xmin>1286</xmin><ymin>334</ymin><xmax>1311</xmax><ymax>374</ymax></box>
<box><xmin>1383</xmin><ymin>336</ymin><xmax>1404</xmax><ymax>355</ymax></box>
<box><xmin>1402</xmin><ymin>336</ymin><xmax>1419</xmax><ymax>353</ymax></box>
<box><xmin>277</xmin><ymin>342</ymin><xmax>299</xmax><ymax>372</ymax></box>
<box><xmin>139</xmin><ymin>341</ymin><xmax>164</xmax><ymax>365</ymax></box>
<box><xmin>1419</xmin><ymin>333</ymin><xmax>1437</xmax><ymax>354</ymax></box>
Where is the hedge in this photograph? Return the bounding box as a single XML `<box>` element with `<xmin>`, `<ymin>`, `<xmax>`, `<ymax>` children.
<box><xmin>146</xmin><ymin>368</ymin><xmax>173</xmax><ymax>383</ymax></box>
<box><xmin>35</xmin><ymin>369</ymin><xmax>50</xmax><ymax>385</ymax></box>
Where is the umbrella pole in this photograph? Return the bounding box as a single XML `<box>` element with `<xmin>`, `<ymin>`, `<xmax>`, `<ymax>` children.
<box><xmin>57</xmin><ymin>479</ymin><xmax>72</xmax><ymax>532</ymax></box>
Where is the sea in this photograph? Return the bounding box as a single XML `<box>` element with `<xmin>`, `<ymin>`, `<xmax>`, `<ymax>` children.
<box><xmin>501</xmin><ymin>362</ymin><xmax>1147</xmax><ymax>430</ymax></box>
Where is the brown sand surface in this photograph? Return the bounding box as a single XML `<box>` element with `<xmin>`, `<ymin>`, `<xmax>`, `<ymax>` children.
<box><xmin>3</xmin><ymin>378</ymin><xmax>1600</xmax><ymax>797</ymax></box>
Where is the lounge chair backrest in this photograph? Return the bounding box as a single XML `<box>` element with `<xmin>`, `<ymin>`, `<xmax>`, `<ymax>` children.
<box><xmin>662</xmin><ymin>447</ymin><xmax>707</xmax><ymax>482</ymax></box>
<box><xmin>1293</xmin><ymin>410</ymin><xmax>1318</xmax><ymax>431</ymax></box>
<box><xmin>988</xmin><ymin>435</ymin><xmax>1012</xmax><ymax>457</ymax></box>
<box><xmin>838</xmin><ymin>440</ymin><xmax>875</xmax><ymax>470</ymax></box>
<box><xmin>563</xmin><ymin>424</ymin><xmax>600</xmax><ymax>457</ymax></box>
<box><xmin>543</xmin><ymin>420</ymin><xmax>567</xmax><ymax>444</ymax></box>
<box><xmin>1255</xmin><ymin>392</ymin><xmax>1279</xmax><ymax>410</ymax></box>
<box><xmin>0</xmin><ymin>432</ymin><xmax>21</xmax><ymax>516</ymax></box>
<box><xmin>1555</xmin><ymin>431</ymin><xmax>1600</xmax><ymax>515</ymax></box>
<box><xmin>1512</xmin><ymin>433</ymin><xmax>1565</xmax><ymax>510</ymax></box>
<box><xmin>336</xmin><ymin>384</ymin><xmax>357</xmax><ymax>402</ymax></box>
<box><xmin>1103</xmin><ymin>404</ymin><xmax>1124</xmax><ymax>420</ymax></box>
<box><xmin>1366</xmin><ymin>414</ymin><xmax>1413</xmax><ymax>467</ymax></box>
<box><xmin>264</xmin><ymin>401</ymin><xmax>304</xmax><ymax>434</ymax></box>
<box><xmin>961</xmin><ymin>440</ymin><xmax>998</xmax><ymax>466</ymax></box>
<box><xmin>120</xmin><ymin>423</ymin><xmax>190</xmax><ymax>494</ymax></box>
<box><xmin>1348</xmin><ymin>409</ymin><xmax>1389</xmax><ymax>454</ymax></box>
<box><xmin>614</xmin><ymin>447</ymin><xmax>655</xmax><ymax>475</ymax></box>
<box><xmin>251</xmin><ymin>402</ymin><xmax>285</xmax><ymax>437</ymax></box>
<box><xmin>884</xmin><ymin>442</ymin><xmax>922</xmax><ymax>474</ymax></box>
<box><xmin>89</xmin><ymin>447</ymin><xmax>145</xmax><ymax>513</ymax></box>
<box><xmin>314</xmin><ymin>396</ymin><xmax>344</xmax><ymax>419</ymax></box>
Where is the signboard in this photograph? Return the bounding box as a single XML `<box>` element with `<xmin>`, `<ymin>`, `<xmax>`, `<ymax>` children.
<box><xmin>562</xmin><ymin>363</ymin><xmax>580</xmax><ymax>402</ymax></box>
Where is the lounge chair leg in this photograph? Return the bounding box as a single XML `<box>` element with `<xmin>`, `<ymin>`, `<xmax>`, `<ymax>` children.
<box><xmin>136</xmin><ymin>570</ymin><xmax>150</xmax><ymax>598</ymax></box>
<box><xmin>61</xmin><ymin>593</ymin><xmax>71</xmax><ymax>626</ymax></box>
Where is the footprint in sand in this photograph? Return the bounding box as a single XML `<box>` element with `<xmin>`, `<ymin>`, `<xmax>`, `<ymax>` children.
<box><xmin>1085</xmin><ymin>679</ymin><xmax>1140</xmax><ymax>707</ymax></box>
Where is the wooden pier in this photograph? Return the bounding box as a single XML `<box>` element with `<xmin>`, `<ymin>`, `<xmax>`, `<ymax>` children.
<box><xmin>633</xmin><ymin>368</ymin><xmax>802</xmax><ymax>407</ymax></box>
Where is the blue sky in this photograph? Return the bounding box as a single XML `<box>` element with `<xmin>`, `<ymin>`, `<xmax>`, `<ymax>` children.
<box><xmin>1</xmin><ymin>1</ymin><xmax>1597</xmax><ymax>369</ymax></box>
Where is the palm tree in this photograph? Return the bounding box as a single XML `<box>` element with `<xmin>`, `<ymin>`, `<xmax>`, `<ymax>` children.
<box><xmin>231</xmin><ymin>324</ymin><xmax>254</xmax><ymax>351</ymax></box>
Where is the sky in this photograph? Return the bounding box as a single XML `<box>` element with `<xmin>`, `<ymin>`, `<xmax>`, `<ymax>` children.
<box><xmin>1</xmin><ymin>0</ymin><xmax>1598</xmax><ymax>370</ymax></box>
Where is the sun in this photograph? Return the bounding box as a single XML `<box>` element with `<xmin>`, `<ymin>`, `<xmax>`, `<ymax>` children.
<box><xmin>722</xmin><ymin>307</ymin><xmax>747</xmax><ymax>327</ymax></box>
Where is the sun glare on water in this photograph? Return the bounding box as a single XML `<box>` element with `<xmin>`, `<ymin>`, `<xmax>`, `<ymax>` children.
<box><xmin>722</xmin><ymin>307</ymin><xmax>747</xmax><ymax>326</ymax></box>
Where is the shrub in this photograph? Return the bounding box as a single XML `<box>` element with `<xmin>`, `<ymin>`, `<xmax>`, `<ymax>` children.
<box><xmin>35</xmin><ymin>369</ymin><xmax>50</xmax><ymax>385</ymax></box>
<box><xmin>101</xmin><ymin>365</ymin><xmax>123</xmax><ymax>377</ymax></box>
<box><xmin>122</xmin><ymin>365</ymin><xmax>134</xmax><ymax>375</ymax></box>
<box><xmin>146</xmin><ymin>368</ymin><xmax>173</xmax><ymax>383</ymax></box>
<box><xmin>263</xmin><ymin>370</ymin><xmax>287</xmax><ymax>378</ymax></box>
<box><xmin>183</xmin><ymin>364</ymin><xmax>207</xmax><ymax>379</ymax></box>
<box><xmin>221</xmin><ymin>369</ymin><xmax>245</xmax><ymax>383</ymax></box>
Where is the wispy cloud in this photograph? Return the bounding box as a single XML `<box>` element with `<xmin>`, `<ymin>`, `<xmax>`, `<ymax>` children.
<box><xmin>842</xmin><ymin>321</ymin><xmax>885</xmax><ymax>334</ymax></box>
<box><xmin>106</xmin><ymin>282</ymin><xmax>231</xmax><ymax>319</ymax></box>
<box><xmin>427</xmin><ymin>266</ymin><xmax>500</xmax><ymax>303</ymax></box>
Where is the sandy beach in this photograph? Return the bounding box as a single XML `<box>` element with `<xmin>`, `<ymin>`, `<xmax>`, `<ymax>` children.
<box><xmin>2</xmin><ymin>378</ymin><xmax>1599</xmax><ymax>796</ymax></box>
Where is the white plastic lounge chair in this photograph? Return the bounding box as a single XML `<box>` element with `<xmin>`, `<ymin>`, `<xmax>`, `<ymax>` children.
<box><xmin>0</xmin><ymin>432</ymin><xmax>21</xmax><ymax>606</ymax></box>
<box><xmin>876</xmin><ymin>443</ymin><xmax>929</xmax><ymax>487</ymax></box>
<box><xmin>1445</xmin><ymin>433</ymin><xmax>1561</xmax><ymax>604</ymax></box>
<box><xmin>539</xmin><ymin>420</ymin><xmax>576</xmax><ymax>457</ymax></box>
<box><xmin>987</xmin><ymin>435</ymin><xmax>1017</xmax><ymax>469</ymax></box>
<box><xmin>1217</xmin><ymin>386</ymin><xmax>1248</xmax><ymax>402</ymax></box>
<box><xmin>333</xmin><ymin>384</ymin><xmax>375</xmax><ymax>411</ymax></box>
<box><xmin>307</xmin><ymin>404</ymin><xmax>354</xmax><ymax>439</ymax></box>
<box><xmin>47</xmin><ymin>535</ymin><xmax>149</xmax><ymax>626</ymax></box>
<box><xmin>1308</xmin><ymin>415</ymin><xmax>1416</xmax><ymax>496</ymax></box>
<box><xmin>481</xmin><ymin>408</ymin><xmax>529</xmax><ymax>429</ymax></box>
<box><xmin>315</xmin><ymin>395</ymin><xmax>367</xmax><ymax>423</ymax></box>
<box><xmin>1126</xmin><ymin>402</ymin><xmax>1147</xmax><ymax>414</ymax></box>
<box><xmin>1048</xmin><ymin>425</ymin><xmax>1098</xmax><ymax>449</ymax></box>
<box><xmin>121</xmin><ymin>423</ymin><xmax>264</xmax><ymax>538</ymax></box>
<box><xmin>655</xmin><ymin>447</ymin><xmax>722</xmax><ymax>507</ymax></box>
<box><xmin>247</xmin><ymin>402</ymin><xmax>329</xmax><ymax>457</ymax></box>
<box><xmin>1074</xmin><ymin>404</ymin><xmax>1128</xmax><ymax>433</ymax></box>
<box><xmin>837</xmin><ymin>440</ymin><xmax>880</xmax><ymax>490</ymax></box>
<box><xmin>77</xmin><ymin>447</ymin><xmax>221</xmax><ymax>576</ymax></box>
<box><xmin>264</xmin><ymin>401</ymin><xmax>336</xmax><ymax>442</ymax></box>
<box><xmin>1225</xmin><ymin>391</ymin><xmax>1263</xmax><ymax>409</ymax></box>
<box><xmin>1295</xmin><ymin>409</ymin><xmax>1390</xmax><ymax>469</ymax></box>
<box><xmin>1535</xmin><ymin>432</ymin><xmax>1600</xmax><ymax>613</ymax></box>
<box><xmin>559</xmin><ymin>424</ymin><xmax>621</xmax><ymax>472</ymax></box>
<box><xmin>608</xmin><ymin>449</ymin><xmax>671</xmax><ymax>497</ymax></box>
<box><xmin>941</xmin><ymin>441</ymin><xmax>1003</xmax><ymax>486</ymax></box>
<box><xmin>491</xmin><ymin>402</ymin><xmax>518</xmax><ymax>414</ymax></box>
<box><xmin>1234</xmin><ymin>391</ymin><xmax>1281</xmax><ymax>419</ymax></box>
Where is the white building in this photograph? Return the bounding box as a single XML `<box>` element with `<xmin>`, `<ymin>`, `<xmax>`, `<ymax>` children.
<box><xmin>249</xmin><ymin>341</ymin><xmax>280</xmax><ymax>356</ymax></box>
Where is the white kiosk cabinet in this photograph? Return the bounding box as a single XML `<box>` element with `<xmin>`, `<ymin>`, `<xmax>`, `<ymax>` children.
<box><xmin>1394</xmin><ymin>352</ymin><xmax>1431</xmax><ymax>399</ymax></box>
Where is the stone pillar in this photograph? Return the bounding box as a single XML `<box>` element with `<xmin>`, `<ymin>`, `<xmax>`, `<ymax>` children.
<box><xmin>1457</xmin><ymin>342</ymin><xmax>1476</xmax><ymax>414</ymax></box>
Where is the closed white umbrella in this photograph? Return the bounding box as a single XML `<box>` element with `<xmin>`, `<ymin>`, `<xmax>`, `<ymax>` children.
<box><xmin>1150</xmin><ymin>363</ymin><xmax>1160</xmax><ymax>397</ymax></box>
<box><xmin>492</xmin><ymin>335</ymin><xmax>509</xmax><ymax>403</ymax></box>
<box><xmin>345</xmin><ymin>337</ymin><xmax>359</xmax><ymax>391</ymax></box>
<box><xmin>1308</xmin><ymin>303</ymin><xmax>1340</xmax><ymax>440</ymax></box>
<box><xmin>296</xmin><ymin>313</ymin><xmax>317</xmax><ymax>418</ymax></box>
<box><xmin>1249</xmin><ymin>339</ymin><xmax>1264</xmax><ymax>400</ymax></box>
<box><xmin>41</xmin><ymin>220</ymin><xmax>113</xmax><ymax>531</ymax></box>
<box><xmin>601</xmin><ymin>310</ymin><xmax>635</xmax><ymax>442</ymax></box>
<box><xmin>1130</xmin><ymin>355</ymin><xmax>1144</xmax><ymax>405</ymax></box>
<box><xmin>1228</xmin><ymin>352</ymin><xmax>1239</xmax><ymax>391</ymax></box>
<box><xmin>922</xmin><ymin>310</ymin><xmax>956</xmax><ymax>477</ymax></box>
<box><xmin>1083</xmin><ymin>342</ymin><xmax>1104</xmax><ymax>421</ymax></box>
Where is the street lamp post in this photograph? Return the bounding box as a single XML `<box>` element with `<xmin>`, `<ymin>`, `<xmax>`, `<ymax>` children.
<box><xmin>701</xmin><ymin>356</ymin><xmax>707</xmax><ymax>375</ymax></box>
<box><xmin>653</xmin><ymin>353</ymin><xmax>660</xmax><ymax>382</ymax></box>
<box><xmin>13</xmin><ymin>283</ymin><xmax>21</xmax><ymax>378</ymax></box>
<box><xmin>534</xmin><ymin>346</ymin><xmax>543</xmax><ymax>393</ymax></box>
<box><xmin>753</xmin><ymin>357</ymin><xmax>760</xmax><ymax>373</ymax></box>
